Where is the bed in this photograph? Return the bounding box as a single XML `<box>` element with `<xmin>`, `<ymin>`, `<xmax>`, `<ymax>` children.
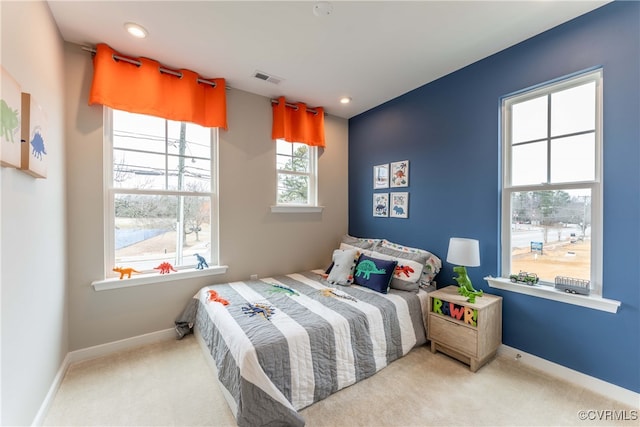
<box><xmin>175</xmin><ymin>236</ymin><xmax>441</xmax><ymax>427</ymax></box>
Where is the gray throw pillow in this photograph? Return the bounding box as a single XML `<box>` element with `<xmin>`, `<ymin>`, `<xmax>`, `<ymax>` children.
<box><xmin>341</xmin><ymin>234</ymin><xmax>379</xmax><ymax>250</ymax></box>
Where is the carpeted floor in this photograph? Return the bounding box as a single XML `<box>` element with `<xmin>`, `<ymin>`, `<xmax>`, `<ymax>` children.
<box><xmin>43</xmin><ymin>335</ymin><xmax>637</xmax><ymax>426</ymax></box>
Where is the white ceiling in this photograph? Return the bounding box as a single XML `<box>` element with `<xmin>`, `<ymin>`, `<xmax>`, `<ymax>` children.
<box><xmin>47</xmin><ymin>1</ymin><xmax>610</xmax><ymax>119</ymax></box>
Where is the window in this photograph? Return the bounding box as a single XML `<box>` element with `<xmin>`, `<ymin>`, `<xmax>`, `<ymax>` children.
<box><xmin>275</xmin><ymin>139</ymin><xmax>317</xmax><ymax>206</ymax></box>
<box><xmin>501</xmin><ymin>69</ymin><xmax>602</xmax><ymax>295</ymax></box>
<box><xmin>104</xmin><ymin>108</ymin><xmax>218</xmax><ymax>277</ymax></box>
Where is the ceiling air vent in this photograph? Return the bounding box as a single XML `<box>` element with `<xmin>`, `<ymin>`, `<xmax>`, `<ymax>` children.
<box><xmin>253</xmin><ymin>71</ymin><xmax>282</xmax><ymax>85</ymax></box>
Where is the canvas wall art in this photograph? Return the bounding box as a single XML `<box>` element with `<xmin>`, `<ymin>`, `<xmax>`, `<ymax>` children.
<box><xmin>21</xmin><ymin>92</ymin><xmax>47</xmax><ymax>178</ymax></box>
<box><xmin>1</xmin><ymin>67</ymin><xmax>23</xmax><ymax>168</ymax></box>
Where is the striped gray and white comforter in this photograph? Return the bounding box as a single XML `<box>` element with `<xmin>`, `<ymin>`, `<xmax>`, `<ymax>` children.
<box><xmin>185</xmin><ymin>271</ymin><xmax>428</xmax><ymax>426</ymax></box>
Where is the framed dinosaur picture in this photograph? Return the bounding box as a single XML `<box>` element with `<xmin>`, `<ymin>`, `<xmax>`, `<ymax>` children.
<box><xmin>373</xmin><ymin>192</ymin><xmax>389</xmax><ymax>217</ymax></box>
<box><xmin>390</xmin><ymin>192</ymin><xmax>409</xmax><ymax>218</ymax></box>
<box><xmin>390</xmin><ymin>160</ymin><xmax>408</xmax><ymax>188</ymax></box>
<box><xmin>0</xmin><ymin>66</ymin><xmax>22</xmax><ymax>168</ymax></box>
<box><xmin>21</xmin><ymin>92</ymin><xmax>47</xmax><ymax>178</ymax></box>
<box><xmin>373</xmin><ymin>163</ymin><xmax>389</xmax><ymax>189</ymax></box>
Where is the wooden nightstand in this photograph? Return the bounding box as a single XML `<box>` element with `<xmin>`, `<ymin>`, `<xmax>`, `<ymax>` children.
<box><xmin>427</xmin><ymin>285</ymin><xmax>502</xmax><ymax>372</ymax></box>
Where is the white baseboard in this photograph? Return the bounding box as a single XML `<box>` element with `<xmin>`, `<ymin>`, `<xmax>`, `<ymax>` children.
<box><xmin>31</xmin><ymin>352</ymin><xmax>71</xmax><ymax>427</ymax></box>
<box><xmin>498</xmin><ymin>345</ymin><xmax>640</xmax><ymax>408</ymax></box>
<box><xmin>32</xmin><ymin>328</ymin><xmax>176</xmax><ymax>426</ymax></box>
<box><xmin>66</xmin><ymin>328</ymin><xmax>175</xmax><ymax>364</ymax></box>
<box><xmin>33</xmin><ymin>331</ymin><xmax>639</xmax><ymax>426</ymax></box>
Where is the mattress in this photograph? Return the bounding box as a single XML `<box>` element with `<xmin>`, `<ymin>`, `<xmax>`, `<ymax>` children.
<box><xmin>177</xmin><ymin>270</ymin><xmax>430</xmax><ymax>426</ymax></box>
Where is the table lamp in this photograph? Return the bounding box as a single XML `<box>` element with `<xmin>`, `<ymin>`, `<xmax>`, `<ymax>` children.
<box><xmin>447</xmin><ymin>237</ymin><xmax>483</xmax><ymax>303</ymax></box>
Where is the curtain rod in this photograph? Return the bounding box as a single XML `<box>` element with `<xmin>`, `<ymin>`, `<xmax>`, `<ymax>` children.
<box><xmin>82</xmin><ymin>46</ymin><xmax>320</xmax><ymax>113</ymax></box>
<box><xmin>81</xmin><ymin>46</ymin><xmax>217</xmax><ymax>88</ymax></box>
<box><xmin>270</xmin><ymin>98</ymin><xmax>320</xmax><ymax>115</ymax></box>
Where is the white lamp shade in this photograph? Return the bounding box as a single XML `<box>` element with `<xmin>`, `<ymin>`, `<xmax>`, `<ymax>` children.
<box><xmin>446</xmin><ymin>237</ymin><xmax>480</xmax><ymax>267</ymax></box>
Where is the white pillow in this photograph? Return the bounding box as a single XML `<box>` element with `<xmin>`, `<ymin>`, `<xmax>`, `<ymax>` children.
<box><xmin>327</xmin><ymin>248</ymin><xmax>359</xmax><ymax>286</ymax></box>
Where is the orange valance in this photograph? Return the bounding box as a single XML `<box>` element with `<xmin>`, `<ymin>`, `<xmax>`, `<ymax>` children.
<box><xmin>272</xmin><ymin>96</ymin><xmax>325</xmax><ymax>147</ymax></box>
<box><xmin>89</xmin><ymin>43</ymin><xmax>227</xmax><ymax>129</ymax></box>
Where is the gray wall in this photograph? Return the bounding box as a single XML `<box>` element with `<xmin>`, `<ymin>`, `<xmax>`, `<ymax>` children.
<box><xmin>1</xmin><ymin>1</ymin><xmax>68</xmax><ymax>425</ymax></box>
<box><xmin>64</xmin><ymin>43</ymin><xmax>349</xmax><ymax>350</ymax></box>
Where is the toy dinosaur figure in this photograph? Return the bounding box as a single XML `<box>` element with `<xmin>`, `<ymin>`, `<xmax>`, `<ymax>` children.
<box><xmin>453</xmin><ymin>265</ymin><xmax>483</xmax><ymax>303</ymax></box>
<box><xmin>154</xmin><ymin>262</ymin><xmax>177</xmax><ymax>274</ymax></box>
<box><xmin>207</xmin><ymin>289</ymin><xmax>230</xmax><ymax>306</ymax></box>
<box><xmin>194</xmin><ymin>253</ymin><xmax>208</xmax><ymax>270</ymax></box>
<box><xmin>112</xmin><ymin>266</ymin><xmax>141</xmax><ymax>279</ymax></box>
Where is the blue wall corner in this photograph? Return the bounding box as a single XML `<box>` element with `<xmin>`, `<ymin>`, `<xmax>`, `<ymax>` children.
<box><xmin>348</xmin><ymin>1</ymin><xmax>640</xmax><ymax>393</ymax></box>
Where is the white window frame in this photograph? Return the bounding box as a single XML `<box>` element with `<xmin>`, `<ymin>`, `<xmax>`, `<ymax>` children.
<box><xmin>488</xmin><ymin>68</ymin><xmax>620</xmax><ymax>313</ymax></box>
<box><xmin>271</xmin><ymin>140</ymin><xmax>322</xmax><ymax>213</ymax></box>
<box><xmin>93</xmin><ymin>108</ymin><xmax>226</xmax><ymax>290</ymax></box>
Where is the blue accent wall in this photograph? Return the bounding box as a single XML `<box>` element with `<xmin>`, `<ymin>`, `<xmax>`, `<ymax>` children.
<box><xmin>348</xmin><ymin>1</ymin><xmax>639</xmax><ymax>393</ymax></box>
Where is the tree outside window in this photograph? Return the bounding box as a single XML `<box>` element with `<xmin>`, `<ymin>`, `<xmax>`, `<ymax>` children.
<box><xmin>107</xmin><ymin>109</ymin><xmax>217</xmax><ymax>274</ymax></box>
<box><xmin>276</xmin><ymin>140</ymin><xmax>317</xmax><ymax>205</ymax></box>
<box><xmin>501</xmin><ymin>69</ymin><xmax>602</xmax><ymax>292</ymax></box>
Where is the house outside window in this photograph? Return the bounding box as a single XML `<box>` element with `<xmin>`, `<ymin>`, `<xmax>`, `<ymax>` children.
<box><xmin>500</xmin><ymin>69</ymin><xmax>603</xmax><ymax>295</ymax></box>
<box><xmin>276</xmin><ymin>139</ymin><xmax>317</xmax><ymax>206</ymax></box>
<box><xmin>104</xmin><ymin>108</ymin><xmax>219</xmax><ymax>277</ymax></box>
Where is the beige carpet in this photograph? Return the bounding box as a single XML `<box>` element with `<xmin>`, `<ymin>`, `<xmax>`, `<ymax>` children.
<box><xmin>43</xmin><ymin>335</ymin><xmax>637</xmax><ymax>427</ymax></box>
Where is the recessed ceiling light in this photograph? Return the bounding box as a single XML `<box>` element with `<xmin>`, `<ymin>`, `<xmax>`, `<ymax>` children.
<box><xmin>339</xmin><ymin>96</ymin><xmax>352</xmax><ymax>104</ymax></box>
<box><xmin>124</xmin><ymin>22</ymin><xmax>148</xmax><ymax>39</ymax></box>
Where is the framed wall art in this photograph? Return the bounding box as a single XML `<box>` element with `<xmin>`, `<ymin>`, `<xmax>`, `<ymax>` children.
<box><xmin>21</xmin><ymin>92</ymin><xmax>47</xmax><ymax>178</ymax></box>
<box><xmin>1</xmin><ymin>66</ymin><xmax>23</xmax><ymax>168</ymax></box>
<box><xmin>373</xmin><ymin>193</ymin><xmax>389</xmax><ymax>217</ymax></box>
<box><xmin>390</xmin><ymin>192</ymin><xmax>409</xmax><ymax>218</ymax></box>
<box><xmin>373</xmin><ymin>163</ymin><xmax>389</xmax><ymax>189</ymax></box>
<box><xmin>390</xmin><ymin>160</ymin><xmax>409</xmax><ymax>188</ymax></box>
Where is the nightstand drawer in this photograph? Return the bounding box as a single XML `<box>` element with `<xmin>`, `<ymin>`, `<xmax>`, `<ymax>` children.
<box><xmin>430</xmin><ymin>315</ymin><xmax>477</xmax><ymax>356</ymax></box>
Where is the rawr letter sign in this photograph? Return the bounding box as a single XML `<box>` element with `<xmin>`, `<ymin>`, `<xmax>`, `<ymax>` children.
<box><xmin>432</xmin><ymin>297</ymin><xmax>478</xmax><ymax>327</ymax></box>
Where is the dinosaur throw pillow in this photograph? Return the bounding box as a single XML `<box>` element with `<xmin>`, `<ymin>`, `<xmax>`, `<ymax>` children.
<box><xmin>353</xmin><ymin>254</ymin><xmax>397</xmax><ymax>294</ymax></box>
<box><xmin>380</xmin><ymin>239</ymin><xmax>442</xmax><ymax>286</ymax></box>
<box><xmin>327</xmin><ymin>249</ymin><xmax>359</xmax><ymax>286</ymax></box>
<box><xmin>370</xmin><ymin>246</ymin><xmax>427</xmax><ymax>293</ymax></box>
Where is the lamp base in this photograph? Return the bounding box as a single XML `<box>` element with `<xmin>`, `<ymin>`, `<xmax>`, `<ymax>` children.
<box><xmin>453</xmin><ymin>265</ymin><xmax>483</xmax><ymax>303</ymax></box>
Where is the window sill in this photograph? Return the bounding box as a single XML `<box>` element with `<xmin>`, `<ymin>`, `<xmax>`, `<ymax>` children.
<box><xmin>92</xmin><ymin>265</ymin><xmax>228</xmax><ymax>291</ymax></box>
<box><xmin>270</xmin><ymin>205</ymin><xmax>324</xmax><ymax>213</ymax></box>
<box><xmin>484</xmin><ymin>276</ymin><xmax>621</xmax><ymax>313</ymax></box>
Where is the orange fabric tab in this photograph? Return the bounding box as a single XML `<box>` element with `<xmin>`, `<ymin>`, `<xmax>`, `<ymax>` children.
<box><xmin>89</xmin><ymin>43</ymin><xmax>227</xmax><ymax>129</ymax></box>
<box><xmin>272</xmin><ymin>96</ymin><xmax>325</xmax><ymax>147</ymax></box>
